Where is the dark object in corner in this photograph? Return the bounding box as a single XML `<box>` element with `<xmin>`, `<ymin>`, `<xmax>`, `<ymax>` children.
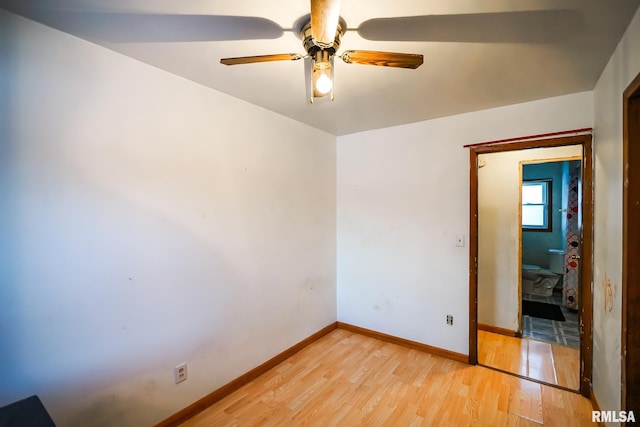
<box><xmin>522</xmin><ymin>300</ymin><xmax>565</xmax><ymax>321</ymax></box>
<box><xmin>0</xmin><ymin>395</ymin><xmax>56</xmax><ymax>427</ymax></box>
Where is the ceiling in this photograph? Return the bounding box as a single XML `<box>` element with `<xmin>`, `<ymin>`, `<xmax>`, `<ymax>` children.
<box><xmin>2</xmin><ymin>0</ymin><xmax>639</xmax><ymax>136</ymax></box>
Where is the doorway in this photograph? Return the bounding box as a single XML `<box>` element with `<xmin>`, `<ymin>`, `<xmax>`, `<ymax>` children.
<box><xmin>468</xmin><ymin>133</ymin><xmax>593</xmax><ymax>397</ymax></box>
<box><xmin>622</xmin><ymin>71</ymin><xmax>640</xmax><ymax>413</ymax></box>
<box><xmin>520</xmin><ymin>157</ymin><xmax>582</xmax><ymax>352</ymax></box>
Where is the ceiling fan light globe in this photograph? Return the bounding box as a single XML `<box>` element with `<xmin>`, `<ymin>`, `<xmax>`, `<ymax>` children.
<box><xmin>315</xmin><ymin>73</ymin><xmax>333</xmax><ymax>94</ymax></box>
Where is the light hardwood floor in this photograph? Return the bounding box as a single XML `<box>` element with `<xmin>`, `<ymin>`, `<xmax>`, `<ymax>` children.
<box><xmin>180</xmin><ymin>329</ymin><xmax>593</xmax><ymax>426</ymax></box>
<box><xmin>478</xmin><ymin>330</ymin><xmax>580</xmax><ymax>391</ymax></box>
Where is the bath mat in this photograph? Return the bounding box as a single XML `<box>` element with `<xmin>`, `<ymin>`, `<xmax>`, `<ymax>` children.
<box><xmin>522</xmin><ymin>300</ymin><xmax>565</xmax><ymax>321</ymax></box>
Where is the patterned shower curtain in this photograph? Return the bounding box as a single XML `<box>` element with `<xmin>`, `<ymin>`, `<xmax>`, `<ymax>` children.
<box><xmin>563</xmin><ymin>175</ymin><xmax>580</xmax><ymax>310</ymax></box>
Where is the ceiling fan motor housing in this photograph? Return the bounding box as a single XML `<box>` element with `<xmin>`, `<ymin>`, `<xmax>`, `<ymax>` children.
<box><xmin>300</xmin><ymin>18</ymin><xmax>345</xmax><ymax>57</ymax></box>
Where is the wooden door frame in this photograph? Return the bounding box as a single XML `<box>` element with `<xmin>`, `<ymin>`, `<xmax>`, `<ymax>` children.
<box><xmin>468</xmin><ymin>134</ymin><xmax>593</xmax><ymax>397</ymax></box>
<box><xmin>622</xmin><ymin>71</ymin><xmax>640</xmax><ymax>413</ymax></box>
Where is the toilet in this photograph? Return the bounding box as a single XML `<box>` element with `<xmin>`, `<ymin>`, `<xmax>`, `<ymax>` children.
<box><xmin>547</xmin><ymin>249</ymin><xmax>565</xmax><ymax>275</ymax></box>
<box><xmin>522</xmin><ymin>249</ymin><xmax>565</xmax><ymax>296</ymax></box>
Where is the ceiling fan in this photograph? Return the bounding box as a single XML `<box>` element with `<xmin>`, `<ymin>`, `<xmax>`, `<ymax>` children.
<box><xmin>220</xmin><ymin>0</ymin><xmax>424</xmax><ymax>103</ymax></box>
<box><xmin>0</xmin><ymin>0</ymin><xmax>581</xmax><ymax>103</ymax></box>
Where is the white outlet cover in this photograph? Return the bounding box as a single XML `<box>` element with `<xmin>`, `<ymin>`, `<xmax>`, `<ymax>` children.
<box><xmin>175</xmin><ymin>362</ymin><xmax>187</xmax><ymax>384</ymax></box>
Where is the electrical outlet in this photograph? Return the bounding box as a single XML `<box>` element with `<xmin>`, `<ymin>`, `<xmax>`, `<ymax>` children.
<box><xmin>174</xmin><ymin>362</ymin><xmax>187</xmax><ymax>384</ymax></box>
<box><xmin>446</xmin><ymin>315</ymin><xmax>454</xmax><ymax>325</ymax></box>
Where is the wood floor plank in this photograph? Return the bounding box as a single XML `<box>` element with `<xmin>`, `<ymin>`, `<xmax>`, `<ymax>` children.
<box><xmin>541</xmin><ymin>384</ymin><xmax>595</xmax><ymax>426</ymax></box>
<box><xmin>478</xmin><ymin>330</ymin><xmax>580</xmax><ymax>390</ymax></box>
<box><xmin>180</xmin><ymin>329</ymin><xmax>592</xmax><ymax>426</ymax></box>
<box><xmin>507</xmin><ymin>376</ymin><xmax>543</xmax><ymax>423</ymax></box>
<box><xmin>551</xmin><ymin>343</ymin><xmax>580</xmax><ymax>390</ymax></box>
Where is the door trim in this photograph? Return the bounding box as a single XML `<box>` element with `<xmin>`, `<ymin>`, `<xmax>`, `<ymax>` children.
<box><xmin>468</xmin><ymin>133</ymin><xmax>593</xmax><ymax>397</ymax></box>
<box><xmin>622</xmin><ymin>71</ymin><xmax>640</xmax><ymax>413</ymax></box>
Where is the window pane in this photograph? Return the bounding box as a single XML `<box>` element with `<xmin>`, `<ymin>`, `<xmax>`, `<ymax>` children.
<box><xmin>522</xmin><ymin>184</ymin><xmax>543</xmax><ymax>204</ymax></box>
<box><xmin>523</xmin><ymin>205</ymin><xmax>545</xmax><ymax>227</ymax></box>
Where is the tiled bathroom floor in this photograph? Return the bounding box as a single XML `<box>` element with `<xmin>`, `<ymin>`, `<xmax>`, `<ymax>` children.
<box><xmin>522</xmin><ymin>289</ymin><xmax>580</xmax><ymax>348</ymax></box>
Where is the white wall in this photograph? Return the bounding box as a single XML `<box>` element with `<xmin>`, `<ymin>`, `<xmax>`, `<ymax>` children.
<box><xmin>477</xmin><ymin>145</ymin><xmax>582</xmax><ymax>331</ymax></box>
<box><xmin>592</xmin><ymin>6</ymin><xmax>640</xmax><ymax>423</ymax></box>
<box><xmin>337</xmin><ymin>92</ymin><xmax>592</xmax><ymax>355</ymax></box>
<box><xmin>0</xmin><ymin>10</ymin><xmax>336</xmax><ymax>427</ymax></box>
<box><xmin>3</xmin><ymin>1</ymin><xmax>634</xmax><ymax>423</ymax></box>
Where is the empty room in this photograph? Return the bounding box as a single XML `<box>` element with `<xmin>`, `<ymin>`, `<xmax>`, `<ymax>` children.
<box><xmin>1</xmin><ymin>1</ymin><xmax>640</xmax><ymax>426</ymax></box>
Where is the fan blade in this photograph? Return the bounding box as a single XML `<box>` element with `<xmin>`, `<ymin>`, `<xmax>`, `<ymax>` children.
<box><xmin>310</xmin><ymin>0</ymin><xmax>342</xmax><ymax>47</ymax></box>
<box><xmin>357</xmin><ymin>10</ymin><xmax>582</xmax><ymax>43</ymax></box>
<box><xmin>341</xmin><ymin>50</ymin><xmax>423</xmax><ymax>69</ymax></box>
<box><xmin>221</xmin><ymin>54</ymin><xmax>304</xmax><ymax>66</ymax></box>
<box><xmin>0</xmin><ymin>6</ymin><xmax>284</xmax><ymax>42</ymax></box>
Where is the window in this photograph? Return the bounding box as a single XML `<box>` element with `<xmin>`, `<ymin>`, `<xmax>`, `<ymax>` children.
<box><xmin>522</xmin><ymin>179</ymin><xmax>552</xmax><ymax>231</ymax></box>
